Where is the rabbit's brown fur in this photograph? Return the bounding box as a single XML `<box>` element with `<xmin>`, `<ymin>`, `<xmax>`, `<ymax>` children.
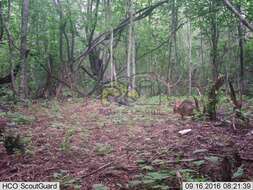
<box><xmin>173</xmin><ymin>100</ymin><xmax>196</xmax><ymax>119</ymax></box>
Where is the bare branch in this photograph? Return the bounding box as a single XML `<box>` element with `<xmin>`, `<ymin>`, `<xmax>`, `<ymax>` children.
<box><xmin>223</xmin><ymin>0</ymin><xmax>253</xmax><ymax>32</ymax></box>
<box><xmin>74</xmin><ymin>0</ymin><xmax>170</xmax><ymax>70</ymax></box>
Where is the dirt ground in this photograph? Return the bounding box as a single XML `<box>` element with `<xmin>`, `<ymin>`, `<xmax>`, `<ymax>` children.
<box><xmin>0</xmin><ymin>98</ymin><xmax>253</xmax><ymax>189</ymax></box>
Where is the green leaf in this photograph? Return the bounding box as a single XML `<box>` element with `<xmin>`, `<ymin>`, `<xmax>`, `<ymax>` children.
<box><xmin>146</xmin><ymin>172</ymin><xmax>170</xmax><ymax>180</ymax></box>
<box><xmin>232</xmin><ymin>165</ymin><xmax>244</xmax><ymax>179</ymax></box>
<box><xmin>128</xmin><ymin>180</ymin><xmax>142</xmax><ymax>187</ymax></box>
<box><xmin>204</xmin><ymin>156</ymin><xmax>220</xmax><ymax>164</ymax></box>
<box><xmin>151</xmin><ymin>159</ymin><xmax>166</xmax><ymax>165</ymax></box>
<box><xmin>178</xmin><ymin>169</ymin><xmax>196</xmax><ymax>173</ymax></box>
<box><xmin>92</xmin><ymin>184</ymin><xmax>108</xmax><ymax>190</ymax></box>
<box><xmin>193</xmin><ymin>160</ymin><xmax>205</xmax><ymax>167</ymax></box>
<box><xmin>142</xmin><ymin>179</ymin><xmax>155</xmax><ymax>185</ymax></box>
<box><xmin>153</xmin><ymin>185</ymin><xmax>170</xmax><ymax>190</ymax></box>
<box><xmin>137</xmin><ymin>159</ymin><xmax>146</xmax><ymax>164</ymax></box>
<box><xmin>141</xmin><ymin>165</ymin><xmax>154</xmax><ymax>171</ymax></box>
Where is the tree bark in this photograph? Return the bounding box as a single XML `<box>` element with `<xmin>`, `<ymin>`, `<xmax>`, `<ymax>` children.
<box><xmin>127</xmin><ymin>0</ymin><xmax>133</xmax><ymax>89</ymax></box>
<box><xmin>210</xmin><ymin>0</ymin><xmax>219</xmax><ymax>81</ymax></box>
<box><xmin>20</xmin><ymin>0</ymin><xmax>30</xmax><ymax>99</ymax></box>
<box><xmin>107</xmin><ymin>0</ymin><xmax>117</xmax><ymax>83</ymax></box>
<box><xmin>206</xmin><ymin>76</ymin><xmax>225</xmax><ymax>120</ymax></box>
<box><xmin>132</xmin><ymin>30</ymin><xmax>136</xmax><ymax>89</ymax></box>
<box><xmin>188</xmin><ymin>21</ymin><xmax>192</xmax><ymax>96</ymax></box>
<box><xmin>4</xmin><ymin>0</ymin><xmax>17</xmax><ymax>93</ymax></box>
<box><xmin>166</xmin><ymin>0</ymin><xmax>178</xmax><ymax>96</ymax></box>
<box><xmin>53</xmin><ymin>0</ymin><xmax>64</xmax><ymax>63</ymax></box>
<box><xmin>171</xmin><ymin>0</ymin><xmax>178</xmax><ymax>66</ymax></box>
<box><xmin>0</xmin><ymin>1</ymin><xmax>4</xmax><ymax>43</ymax></box>
<box><xmin>237</xmin><ymin>5</ymin><xmax>244</xmax><ymax>95</ymax></box>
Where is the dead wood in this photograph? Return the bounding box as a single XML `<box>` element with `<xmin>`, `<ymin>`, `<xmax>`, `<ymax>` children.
<box><xmin>229</xmin><ymin>81</ymin><xmax>242</xmax><ymax>110</ymax></box>
<box><xmin>206</xmin><ymin>76</ymin><xmax>225</xmax><ymax>120</ymax></box>
<box><xmin>80</xmin><ymin>162</ymin><xmax>113</xmax><ymax>179</ymax></box>
<box><xmin>221</xmin><ymin>156</ymin><xmax>232</xmax><ymax>181</ymax></box>
<box><xmin>223</xmin><ymin>0</ymin><xmax>253</xmax><ymax>32</ymax></box>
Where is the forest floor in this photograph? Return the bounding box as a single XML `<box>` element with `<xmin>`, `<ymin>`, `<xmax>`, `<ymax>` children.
<box><xmin>0</xmin><ymin>97</ymin><xmax>253</xmax><ymax>190</ymax></box>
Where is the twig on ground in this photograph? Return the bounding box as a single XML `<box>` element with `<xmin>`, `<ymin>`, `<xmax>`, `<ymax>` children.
<box><xmin>176</xmin><ymin>170</ymin><xmax>183</xmax><ymax>189</ymax></box>
<box><xmin>151</xmin><ymin>158</ymin><xmax>202</xmax><ymax>166</ymax></box>
<box><xmin>80</xmin><ymin>162</ymin><xmax>113</xmax><ymax>179</ymax></box>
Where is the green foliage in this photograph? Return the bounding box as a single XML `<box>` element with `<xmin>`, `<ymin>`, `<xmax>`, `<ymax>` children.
<box><xmin>49</xmin><ymin>100</ymin><xmax>64</xmax><ymax>119</ymax></box>
<box><xmin>130</xmin><ymin>158</ymin><xmax>207</xmax><ymax>189</ymax></box>
<box><xmin>204</xmin><ymin>156</ymin><xmax>220</xmax><ymax>165</ymax></box>
<box><xmin>232</xmin><ymin>165</ymin><xmax>244</xmax><ymax>179</ymax></box>
<box><xmin>53</xmin><ymin>170</ymin><xmax>81</xmax><ymax>190</ymax></box>
<box><xmin>3</xmin><ymin>134</ymin><xmax>25</xmax><ymax>155</ymax></box>
<box><xmin>60</xmin><ymin>128</ymin><xmax>76</xmax><ymax>153</ymax></box>
<box><xmin>92</xmin><ymin>184</ymin><xmax>109</xmax><ymax>190</ymax></box>
<box><xmin>128</xmin><ymin>170</ymin><xmax>172</xmax><ymax>190</ymax></box>
<box><xmin>2</xmin><ymin>112</ymin><xmax>35</xmax><ymax>125</ymax></box>
<box><xmin>101</xmin><ymin>82</ymin><xmax>139</xmax><ymax>106</ymax></box>
<box><xmin>127</xmin><ymin>88</ymin><xmax>140</xmax><ymax>101</ymax></box>
<box><xmin>0</xmin><ymin>0</ymin><xmax>252</xmax><ymax>98</ymax></box>
<box><xmin>0</xmin><ymin>87</ymin><xmax>17</xmax><ymax>103</ymax></box>
<box><xmin>180</xmin><ymin>169</ymin><xmax>207</xmax><ymax>182</ymax></box>
<box><xmin>129</xmin><ymin>168</ymin><xmax>206</xmax><ymax>189</ymax></box>
<box><xmin>94</xmin><ymin>143</ymin><xmax>113</xmax><ymax>156</ymax></box>
<box><xmin>193</xmin><ymin>160</ymin><xmax>205</xmax><ymax>167</ymax></box>
<box><xmin>101</xmin><ymin>87</ymin><xmax>121</xmax><ymax>106</ymax></box>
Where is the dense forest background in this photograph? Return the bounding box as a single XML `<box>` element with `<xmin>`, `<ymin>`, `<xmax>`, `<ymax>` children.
<box><xmin>0</xmin><ymin>0</ymin><xmax>253</xmax><ymax>100</ymax></box>
<box><xmin>1</xmin><ymin>1</ymin><xmax>253</xmax><ymax>189</ymax></box>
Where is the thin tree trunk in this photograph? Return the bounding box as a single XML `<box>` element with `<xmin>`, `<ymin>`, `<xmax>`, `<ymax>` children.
<box><xmin>166</xmin><ymin>39</ymin><xmax>172</xmax><ymax>96</ymax></box>
<box><xmin>237</xmin><ymin>4</ymin><xmax>244</xmax><ymax>96</ymax></box>
<box><xmin>127</xmin><ymin>0</ymin><xmax>133</xmax><ymax>89</ymax></box>
<box><xmin>132</xmin><ymin>31</ymin><xmax>136</xmax><ymax>89</ymax></box>
<box><xmin>210</xmin><ymin>1</ymin><xmax>219</xmax><ymax>81</ymax></box>
<box><xmin>53</xmin><ymin>0</ymin><xmax>67</xmax><ymax>67</ymax></box>
<box><xmin>56</xmin><ymin>0</ymin><xmax>64</xmax><ymax>63</ymax></box>
<box><xmin>172</xmin><ymin>0</ymin><xmax>178</xmax><ymax>66</ymax></box>
<box><xmin>20</xmin><ymin>0</ymin><xmax>30</xmax><ymax>99</ymax></box>
<box><xmin>200</xmin><ymin>26</ymin><xmax>205</xmax><ymax>84</ymax></box>
<box><xmin>5</xmin><ymin>0</ymin><xmax>17</xmax><ymax>94</ymax></box>
<box><xmin>69</xmin><ymin>15</ymin><xmax>75</xmax><ymax>73</ymax></box>
<box><xmin>0</xmin><ymin>1</ymin><xmax>4</xmax><ymax>43</ymax></box>
<box><xmin>188</xmin><ymin>22</ymin><xmax>192</xmax><ymax>96</ymax></box>
<box><xmin>108</xmin><ymin>0</ymin><xmax>117</xmax><ymax>83</ymax></box>
<box><xmin>110</xmin><ymin>30</ymin><xmax>114</xmax><ymax>82</ymax></box>
<box><xmin>166</xmin><ymin>0</ymin><xmax>178</xmax><ymax>96</ymax></box>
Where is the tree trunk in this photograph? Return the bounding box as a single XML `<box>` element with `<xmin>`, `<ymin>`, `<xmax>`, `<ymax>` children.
<box><xmin>172</xmin><ymin>0</ymin><xmax>178</xmax><ymax>66</ymax></box>
<box><xmin>237</xmin><ymin>5</ymin><xmax>244</xmax><ymax>96</ymax></box>
<box><xmin>20</xmin><ymin>0</ymin><xmax>30</xmax><ymax>99</ymax></box>
<box><xmin>188</xmin><ymin>21</ymin><xmax>192</xmax><ymax>96</ymax></box>
<box><xmin>0</xmin><ymin>1</ymin><xmax>4</xmax><ymax>43</ymax></box>
<box><xmin>110</xmin><ymin>30</ymin><xmax>114</xmax><ymax>82</ymax></box>
<box><xmin>108</xmin><ymin>0</ymin><xmax>117</xmax><ymax>83</ymax></box>
<box><xmin>206</xmin><ymin>76</ymin><xmax>225</xmax><ymax>120</ymax></box>
<box><xmin>132</xmin><ymin>31</ymin><xmax>136</xmax><ymax>89</ymax></box>
<box><xmin>53</xmin><ymin>0</ymin><xmax>64</xmax><ymax>63</ymax></box>
<box><xmin>210</xmin><ymin>1</ymin><xmax>219</xmax><ymax>81</ymax></box>
<box><xmin>5</xmin><ymin>0</ymin><xmax>17</xmax><ymax>94</ymax></box>
<box><xmin>127</xmin><ymin>0</ymin><xmax>133</xmax><ymax>89</ymax></box>
<box><xmin>223</xmin><ymin>0</ymin><xmax>253</xmax><ymax>32</ymax></box>
<box><xmin>166</xmin><ymin>0</ymin><xmax>178</xmax><ymax>96</ymax></box>
<box><xmin>200</xmin><ymin>25</ymin><xmax>205</xmax><ymax>85</ymax></box>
